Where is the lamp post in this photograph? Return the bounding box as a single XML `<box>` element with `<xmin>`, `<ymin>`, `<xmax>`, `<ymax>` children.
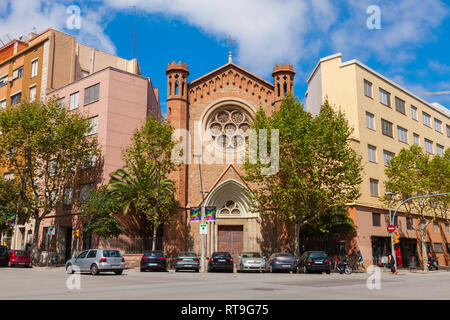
<box><xmin>193</xmin><ymin>153</ymin><xmax>206</xmax><ymax>272</ymax></box>
<box><xmin>385</xmin><ymin>192</ymin><xmax>396</xmax><ymax>269</ymax></box>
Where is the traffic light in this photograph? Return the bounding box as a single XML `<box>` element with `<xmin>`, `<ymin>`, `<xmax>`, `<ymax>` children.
<box><xmin>393</xmin><ymin>232</ymin><xmax>400</xmax><ymax>245</ymax></box>
<box><xmin>75</xmin><ymin>229</ymin><xmax>80</xmax><ymax>238</ymax></box>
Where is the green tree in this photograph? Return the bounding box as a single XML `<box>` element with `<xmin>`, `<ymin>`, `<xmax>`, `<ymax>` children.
<box><xmin>0</xmin><ymin>99</ymin><xmax>99</xmax><ymax>262</ymax></box>
<box><xmin>383</xmin><ymin>145</ymin><xmax>449</xmax><ymax>271</ymax></box>
<box><xmin>244</xmin><ymin>96</ymin><xmax>362</xmax><ymax>258</ymax></box>
<box><xmin>80</xmin><ymin>186</ymin><xmax>125</xmax><ymax>239</ymax></box>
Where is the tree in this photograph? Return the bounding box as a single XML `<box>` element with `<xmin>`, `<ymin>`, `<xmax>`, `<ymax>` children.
<box><xmin>110</xmin><ymin>115</ymin><xmax>177</xmax><ymax>250</ymax></box>
<box><xmin>0</xmin><ymin>99</ymin><xmax>99</xmax><ymax>262</ymax></box>
<box><xmin>244</xmin><ymin>96</ymin><xmax>363</xmax><ymax>258</ymax></box>
<box><xmin>383</xmin><ymin>144</ymin><xmax>449</xmax><ymax>271</ymax></box>
<box><xmin>80</xmin><ymin>186</ymin><xmax>125</xmax><ymax>239</ymax></box>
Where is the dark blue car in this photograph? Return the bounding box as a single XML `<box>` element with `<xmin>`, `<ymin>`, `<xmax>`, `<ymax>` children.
<box><xmin>266</xmin><ymin>252</ymin><xmax>297</xmax><ymax>273</ymax></box>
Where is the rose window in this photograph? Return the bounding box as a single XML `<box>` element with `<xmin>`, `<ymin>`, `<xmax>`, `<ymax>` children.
<box><xmin>207</xmin><ymin>107</ymin><xmax>251</xmax><ymax>151</ymax></box>
<box><xmin>219</xmin><ymin>200</ymin><xmax>241</xmax><ymax>215</ymax></box>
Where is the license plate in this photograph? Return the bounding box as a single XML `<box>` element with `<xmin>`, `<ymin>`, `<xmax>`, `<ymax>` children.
<box><xmin>184</xmin><ymin>264</ymin><xmax>192</xmax><ymax>267</ymax></box>
<box><xmin>314</xmin><ymin>261</ymin><xmax>322</xmax><ymax>264</ymax></box>
<box><xmin>112</xmin><ymin>264</ymin><xmax>119</xmax><ymax>267</ymax></box>
<box><xmin>19</xmin><ymin>262</ymin><xmax>25</xmax><ymax>265</ymax></box>
<box><xmin>148</xmin><ymin>263</ymin><xmax>157</xmax><ymax>266</ymax></box>
<box><xmin>282</xmin><ymin>264</ymin><xmax>290</xmax><ymax>267</ymax></box>
<box><xmin>218</xmin><ymin>259</ymin><xmax>226</xmax><ymax>262</ymax></box>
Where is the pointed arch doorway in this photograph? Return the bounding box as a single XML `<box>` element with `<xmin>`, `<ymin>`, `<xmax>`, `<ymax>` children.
<box><xmin>204</xmin><ymin>179</ymin><xmax>259</xmax><ymax>264</ymax></box>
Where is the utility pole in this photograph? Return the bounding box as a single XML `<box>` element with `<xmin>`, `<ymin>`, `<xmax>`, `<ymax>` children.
<box><xmin>386</xmin><ymin>192</ymin><xmax>395</xmax><ymax>269</ymax></box>
<box><xmin>194</xmin><ymin>153</ymin><xmax>206</xmax><ymax>272</ymax></box>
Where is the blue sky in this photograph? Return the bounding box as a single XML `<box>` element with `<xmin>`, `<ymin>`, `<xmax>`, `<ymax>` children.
<box><xmin>1</xmin><ymin>0</ymin><xmax>450</xmax><ymax>115</ymax></box>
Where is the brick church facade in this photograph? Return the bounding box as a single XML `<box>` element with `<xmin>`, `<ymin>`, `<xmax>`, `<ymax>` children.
<box><xmin>164</xmin><ymin>56</ymin><xmax>296</xmax><ymax>261</ymax></box>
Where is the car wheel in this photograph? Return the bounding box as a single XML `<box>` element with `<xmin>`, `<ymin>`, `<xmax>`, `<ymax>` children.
<box><xmin>195</xmin><ymin>268</ymin><xmax>199</xmax><ymax>273</ymax></box>
<box><xmin>114</xmin><ymin>270</ymin><xmax>123</xmax><ymax>275</ymax></box>
<box><xmin>140</xmin><ymin>267</ymin><xmax>145</xmax><ymax>272</ymax></box>
<box><xmin>326</xmin><ymin>270</ymin><xmax>331</xmax><ymax>274</ymax></box>
<box><xmin>175</xmin><ymin>268</ymin><xmax>179</xmax><ymax>272</ymax></box>
<box><xmin>66</xmin><ymin>264</ymin><xmax>74</xmax><ymax>274</ymax></box>
<box><xmin>90</xmin><ymin>264</ymin><xmax>99</xmax><ymax>276</ymax></box>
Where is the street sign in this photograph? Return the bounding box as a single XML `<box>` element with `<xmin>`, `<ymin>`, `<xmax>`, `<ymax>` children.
<box><xmin>48</xmin><ymin>225</ymin><xmax>56</xmax><ymax>235</ymax></box>
<box><xmin>387</xmin><ymin>225</ymin><xmax>395</xmax><ymax>233</ymax></box>
<box><xmin>200</xmin><ymin>224</ymin><xmax>207</xmax><ymax>235</ymax></box>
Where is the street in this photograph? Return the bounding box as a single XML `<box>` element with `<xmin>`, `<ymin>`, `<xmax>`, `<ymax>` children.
<box><xmin>0</xmin><ymin>267</ymin><xmax>449</xmax><ymax>300</ymax></box>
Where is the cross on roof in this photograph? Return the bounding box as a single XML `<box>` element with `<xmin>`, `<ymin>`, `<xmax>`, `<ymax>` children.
<box><xmin>226</xmin><ymin>35</ymin><xmax>236</xmax><ymax>63</ymax></box>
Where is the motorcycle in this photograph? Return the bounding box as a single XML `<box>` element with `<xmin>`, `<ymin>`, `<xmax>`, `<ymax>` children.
<box><xmin>428</xmin><ymin>257</ymin><xmax>439</xmax><ymax>271</ymax></box>
<box><xmin>336</xmin><ymin>257</ymin><xmax>352</xmax><ymax>274</ymax></box>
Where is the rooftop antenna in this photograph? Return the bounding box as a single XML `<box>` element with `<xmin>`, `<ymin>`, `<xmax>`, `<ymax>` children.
<box><xmin>225</xmin><ymin>35</ymin><xmax>236</xmax><ymax>63</ymax></box>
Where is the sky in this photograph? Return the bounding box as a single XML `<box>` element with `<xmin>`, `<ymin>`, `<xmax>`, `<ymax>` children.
<box><xmin>1</xmin><ymin>0</ymin><xmax>450</xmax><ymax>116</ymax></box>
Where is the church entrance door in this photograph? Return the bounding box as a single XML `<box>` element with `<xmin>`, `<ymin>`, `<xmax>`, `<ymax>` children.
<box><xmin>218</xmin><ymin>225</ymin><xmax>243</xmax><ymax>267</ymax></box>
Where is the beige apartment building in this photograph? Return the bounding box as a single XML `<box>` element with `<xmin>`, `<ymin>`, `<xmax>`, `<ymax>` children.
<box><xmin>306</xmin><ymin>53</ymin><xmax>450</xmax><ymax>267</ymax></box>
<box><xmin>0</xmin><ymin>28</ymin><xmax>141</xmax><ymax>251</ymax></box>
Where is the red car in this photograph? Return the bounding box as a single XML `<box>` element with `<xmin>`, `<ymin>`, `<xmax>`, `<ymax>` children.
<box><xmin>8</xmin><ymin>250</ymin><xmax>31</xmax><ymax>268</ymax></box>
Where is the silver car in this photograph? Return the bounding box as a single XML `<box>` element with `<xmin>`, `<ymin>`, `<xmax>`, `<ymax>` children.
<box><xmin>175</xmin><ymin>252</ymin><xmax>200</xmax><ymax>272</ymax></box>
<box><xmin>238</xmin><ymin>251</ymin><xmax>266</xmax><ymax>272</ymax></box>
<box><xmin>66</xmin><ymin>249</ymin><xmax>125</xmax><ymax>275</ymax></box>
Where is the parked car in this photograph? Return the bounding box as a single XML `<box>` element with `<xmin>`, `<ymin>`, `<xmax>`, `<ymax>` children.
<box><xmin>298</xmin><ymin>251</ymin><xmax>331</xmax><ymax>274</ymax></box>
<box><xmin>7</xmin><ymin>250</ymin><xmax>31</xmax><ymax>268</ymax></box>
<box><xmin>0</xmin><ymin>246</ymin><xmax>9</xmax><ymax>267</ymax></box>
<box><xmin>266</xmin><ymin>253</ymin><xmax>297</xmax><ymax>273</ymax></box>
<box><xmin>238</xmin><ymin>251</ymin><xmax>266</xmax><ymax>272</ymax></box>
<box><xmin>66</xmin><ymin>249</ymin><xmax>125</xmax><ymax>275</ymax></box>
<box><xmin>208</xmin><ymin>252</ymin><xmax>234</xmax><ymax>273</ymax></box>
<box><xmin>175</xmin><ymin>252</ymin><xmax>200</xmax><ymax>272</ymax></box>
<box><xmin>140</xmin><ymin>250</ymin><xmax>168</xmax><ymax>272</ymax></box>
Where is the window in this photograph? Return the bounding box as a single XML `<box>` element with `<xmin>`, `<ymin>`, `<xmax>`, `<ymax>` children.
<box><xmin>29</xmin><ymin>85</ymin><xmax>36</xmax><ymax>102</ymax></box>
<box><xmin>11</xmin><ymin>92</ymin><xmax>21</xmax><ymax>105</ymax></box>
<box><xmin>370</xmin><ymin>179</ymin><xmax>379</xmax><ymax>197</ymax></box>
<box><xmin>372</xmin><ymin>213</ymin><xmax>381</xmax><ymax>227</ymax></box>
<box><xmin>379</xmin><ymin>88</ymin><xmax>391</xmax><ymax>107</ymax></box>
<box><xmin>422</xmin><ymin>112</ymin><xmax>431</xmax><ymax>127</ymax></box>
<box><xmin>383</xmin><ymin>150</ymin><xmax>394</xmax><ymax>167</ymax></box>
<box><xmin>395</xmin><ymin>97</ymin><xmax>405</xmax><ymax>114</ymax></box>
<box><xmin>0</xmin><ymin>99</ymin><xmax>6</xmax><ymax>109</ymax></box>
<box><xmin>397</xmin><ymin>126</ymin><xmax>408</xmax><ymax>144</ymax></box>
<box><xmin>364</xmin><ymin>80</ymin><xmax>373</xmax><ymax>98</ymax></box>
<box><xmin>433</xmin><ymin>222</ymin><xmax>439</xmax><ymax>233</ymax></box>
<box><xmin>381</xmin><ymin>119</ymin><xmax>393</xmax><ymax>137</ymax></box>
<box><xmin>70</xmin><ymin>92</ymin><xmax>79</xmax><ymax>110</ymax></box>
<box><xmin>31</xmin><ymin>59</ymin><xmax>38</xmax><ymax>78</ymax></box>
<box><xmin>425</xmin><ymin>139</ymin><xmax>433</xmax><ymax>154</ymax></box>
<box><xmin>434</xmin><ymin>119</ymin><xmax>442</xmax><ymax>133</ymax></box>
<box><xmin>79</xmin><ymin>183</ymin><xmax>95</xmax><ymax>203</ymax></box>
<box><xmin>0</xmin><ymin>74</ymin><xmax>7</xmax><ymax>88</ymax></box>
<box><xmin>447</xmin><ymin>125</ymin><xmax>450</xmax><ymax>138</ymax></box>
<box><xmin>413</xmin><ymin>133</ymin><xmax>420</xmax><ymax>145</ymax></box>
<box><xmin>63</xmin><ymin>188</ymin><xmax>73</xmax><ymax>205</ymax></box>
<box><xmin>86</xmin><ymin>116</ymin><xmax>98</xmax><ymax>136</ymax></box>
<box><xmin>411</xmin><ymin>106</ymin><xmax>418</xmax><ymax>120</ymax></box>
<box><xmin>434</xmin><ymin>243</ymin><xmax>443</xmax><ymax>253</ymax></box>
<box><xmin>368</xmin><ymin>145</ymin><xmax>377</xmax><ymax>162</ymax></box>
<box><xmin>366</xmin><ymin>112</ymin><xmax>375</xmax><ymax>130</ymax></box>
<box><xmin>437</xmin><ymin>144</ymin><xmax>444</xmax><ymax>157</ymax></box>
<box><xmin>84</xmin><ymin>83</ymin><xmax>100</xmax><ymax>105</ymax></box>
<box><xmin>406</xmin><ymin>217</ymin><xmax>414</xmax><ymax>230</ymax></box>
<box><xmin>12</xmin><ymin>66</ymin><xmax>23</xmax><ymax>79</ymax></box>
<box><xmin>87</xmin><ymin>250</ymin><xmax>97</xmax><ymax>258</ymax></box>
<box><xmin>81</xmin><ymin>155</ymin><xmax>97</xmax><ymax>169</ymax></box>
<box><xmin>48</xmin><ymin>160</ymin><xmax>57</xmax><ymax>177</ymax></box>
<box><xmin>57</xmin><ymin>97</ymin><xmax>65</xmax><ymax>107</ymax></box>
<box><xmin>77</xmin><ymin>251</ymin><xmax>89</xmax><ymax>259</ymax></box>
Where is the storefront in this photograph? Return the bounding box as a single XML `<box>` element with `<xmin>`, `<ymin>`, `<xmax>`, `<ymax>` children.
<box><xmin>371</xmin><ymin>236</ymin><xmax>391</xmax><ymax>266</ymax></box>
<box><xmin>371</xmin><ymin>236</ymin><xmax>418</xmax><ymax>268</ymax></box>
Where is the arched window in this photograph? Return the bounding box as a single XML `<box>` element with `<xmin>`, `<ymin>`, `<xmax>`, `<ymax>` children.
<box><xmin>283</xmin><ymin>82</ymin><xmax>287</xmax><ymax>96</ymax></box>
<box><xmin>175</xmin><ymin>80</ymin><xmax>179</xmax><ymax>96</ymax></box>
<box><xmin>277</xmin><ymin>83</ymin><xmax>280</xmax><ymax>97</ymax></box>
<box><xmin>181</xmin><ymin>82</ymin><xmax>185</xmax><ymax>97</ymax></box>
<box><xmin>169</xmin><ymin>81</ymin><xmax>172</xmax><ymax>96</ymax></box>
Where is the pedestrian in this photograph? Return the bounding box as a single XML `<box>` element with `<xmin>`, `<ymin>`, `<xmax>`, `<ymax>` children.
<box><xmin>357</xmin><ymin>250</ymin><xmax>365</xmax><ymax>272</ymax></box>
<box><xmin>388</xmin><ymin>254</ymin><xmax>397</xmax><ymax>274</ymax></box>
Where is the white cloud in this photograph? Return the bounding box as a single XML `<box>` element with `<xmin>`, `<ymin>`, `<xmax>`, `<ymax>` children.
<box><xmin>0</xmin><ymin>0</ymin><xmax>116</xmax><ymax>54</ymax></box>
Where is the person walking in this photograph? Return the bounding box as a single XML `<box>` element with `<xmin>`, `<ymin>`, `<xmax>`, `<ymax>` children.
<box><xmin>388</xmin><ymin>254</ymin><xmax>397</xmax><ymax>274</ymax></box>
<box><xmin>357</xmin><ymin>250</ymin><xmax>365</xmax><ymax>272</ymax></box>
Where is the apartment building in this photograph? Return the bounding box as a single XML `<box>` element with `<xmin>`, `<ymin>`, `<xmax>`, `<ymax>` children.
<box><xmin>0</xmin><ymin>28</ymin><xmax>141</xmax><ymax>251</ymax></box>
<box><xmin>306</xmin><ymin>53</ymin><xmax>449</xmax><ymax>267</ymax></box>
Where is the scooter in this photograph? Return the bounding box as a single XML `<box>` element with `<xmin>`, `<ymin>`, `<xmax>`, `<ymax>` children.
<box><xmin>428</xmin><ymin>257</ymin><xmax>439</xmax><ymax>271</ymax></box>
<box><xmin>336</xmin><ymin>257</ymin><xmax>352</xmax><ymax>274</ymax></box>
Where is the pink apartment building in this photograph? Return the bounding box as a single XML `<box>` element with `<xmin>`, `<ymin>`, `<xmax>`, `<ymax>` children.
<box><xmin>41</xmin><ymin>67</ymin><xmax>160</xmax><ymax>262</ymax></box>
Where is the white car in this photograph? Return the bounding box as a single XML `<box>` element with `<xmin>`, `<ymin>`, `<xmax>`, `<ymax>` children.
<box><xmin>66</xmin><ymin>249</ymin><xmax>125</xmax><ymax>275</ymax></box>
<box><xmin>238</xmin><ymin>251</ymin><xmax>266</xmax><ymax>272</ymax></box>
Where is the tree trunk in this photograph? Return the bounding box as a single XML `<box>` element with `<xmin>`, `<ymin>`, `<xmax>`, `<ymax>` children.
<box><xmin>152</xmin><ymin>223</ymin><xmax>157</xmax><ymax>251</ymax></box>
<box><xmin>420</xmin><ymin>228</ymin><xmax>428</xmax><ymax>273</ymax></box>
<box><xmin>31</xmin><ymin>217</ymin><xmax>41</xmax><ymax>265</ymax></box>
<box><xmin>294</xmin><ymin>221</ymin><xmax>300</xmax><ymax>259</ymax></box>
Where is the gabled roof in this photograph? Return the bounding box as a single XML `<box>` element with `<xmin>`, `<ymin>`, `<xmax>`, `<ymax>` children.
<box><xmin>188</xmin><ymin>62</ymin><xmax>274</xmax><ymax>90</ymax></box>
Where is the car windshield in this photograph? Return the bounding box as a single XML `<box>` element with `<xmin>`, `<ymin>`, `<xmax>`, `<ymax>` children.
<box><xmin>309</xmin><ymin>252</ymin><xmax>327</xmax><ymax>259</ymax></box>
<box><xmin>275</xmin><ymin>253</ymin><xmax>294</xmax><ymax>258</ymax></box>
<box><xmin>178</xmin><ymin>252</ymin><xmax>197</xmax><ymax>257</ymax></box>
<box><xmin>242</xmin><ymin>252</ymin><xmax>262</xmax><ymax>258</ymax></box>
<box><xmin>145</xmin><ymin>251</ymin><xmax>163</xmax><ymax>257</ymax></box>
<box><xmin>13</xmin><ymin>250</ymin><xmax>27</xmax><ymax>256</ymax></box>
<box><xmin>213</xmin><ymin>253</ymin><xmax>230</xmax><ymax>259</ymax></box>
<box><xmin>103</xmin><ymin>250</ymin><xmax>122</xmax><ymax>257</ymax></box>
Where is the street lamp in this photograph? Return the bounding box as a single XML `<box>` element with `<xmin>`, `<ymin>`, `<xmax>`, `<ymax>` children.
<box><xmin>193</xmin><ymin>153</ymin><xmax>206</xmax><ymax>272</ymax></box>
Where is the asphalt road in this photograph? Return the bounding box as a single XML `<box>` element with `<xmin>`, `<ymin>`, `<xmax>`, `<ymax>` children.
<box><xmin>0</xmin><ymin>267</ymin><xmax>449</xmax><ymax>300</ymax></box>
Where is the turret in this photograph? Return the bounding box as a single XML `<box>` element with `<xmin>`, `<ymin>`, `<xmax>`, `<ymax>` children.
<box><xmin>272</xmin><ymin>63</ymin><xmax>295</xmax><ymax>109</ymax></box>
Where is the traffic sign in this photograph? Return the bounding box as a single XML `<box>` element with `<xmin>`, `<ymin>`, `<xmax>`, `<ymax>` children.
<box><xmin>200</xmin><ymin>224</ymin><xmax>207</xmax><ymax>235</ymax></box>
<box><xmin>387</xmin><ymin>225</ymin><xmax>395</xmax><ymax>233</ymax></box>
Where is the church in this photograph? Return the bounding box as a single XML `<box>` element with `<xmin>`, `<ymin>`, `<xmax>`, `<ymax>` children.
<box><xmin>164</xmin><ymin>53</ymin><xmax>296</xmax><ymax>262</ymax></box>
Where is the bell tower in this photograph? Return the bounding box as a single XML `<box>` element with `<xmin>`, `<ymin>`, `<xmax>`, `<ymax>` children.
<box><xmin>272</xmin><ymin>63</ymin><xmax>295</xmax><ymax>110</ymax></box>
<box><xmin>166</xmin><ymin>61</ymin><xmax>189</xmax><ymax>129</ymax></box>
